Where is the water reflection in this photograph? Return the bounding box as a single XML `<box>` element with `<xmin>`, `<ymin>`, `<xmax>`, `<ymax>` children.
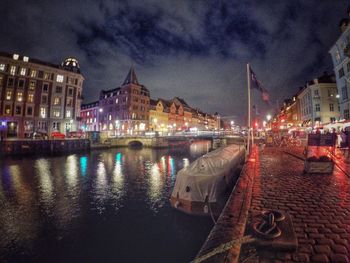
<box><xmin>35</xmin><ymin>159</ymin><xmax>53</xmax><ymax>207</ymax></box>
<box><xmin>0</xmin><ymin>140</ymin><xmax>213</xmax><ymax>263</ymax></box>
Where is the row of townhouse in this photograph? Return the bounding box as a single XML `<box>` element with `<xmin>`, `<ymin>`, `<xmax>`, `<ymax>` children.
<box><xmin>80</xmin><ymin>68</ymin><xmax>220</xmax><ymax>136</ymax></box>
<box><xmin>272</xmin><ymin>73</ymin><xmax>340</xmax><ymax>131</ymax></box>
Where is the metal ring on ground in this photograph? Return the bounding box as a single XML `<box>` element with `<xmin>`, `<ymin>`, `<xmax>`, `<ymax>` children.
<box><xmin>252</xmin><ymin>221</ymin><xmax>282</xmax><ymax>240</ymax></box>
<box><xmin>261</xmin><ymin>210</ymin><xmax>285</xmax><ymax>222</ymax></box>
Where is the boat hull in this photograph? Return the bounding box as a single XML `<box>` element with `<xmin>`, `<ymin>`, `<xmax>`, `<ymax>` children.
<box><xmin>169</xmin><ymin>196</ymin><xmax>222</xmax><ymax>217</ymax></box>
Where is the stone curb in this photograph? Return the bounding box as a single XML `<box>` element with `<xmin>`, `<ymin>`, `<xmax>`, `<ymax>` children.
<box><xmin>194</xmin><ymin>147</ymin><xmax>258</xmax><ymax>263</ymax></box>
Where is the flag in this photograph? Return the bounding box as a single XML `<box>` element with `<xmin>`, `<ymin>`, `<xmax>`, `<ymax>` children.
<box><xmin>250</xmin><ymin>67</ymin><xmax>270</xmax><ymax>104</ymax></box>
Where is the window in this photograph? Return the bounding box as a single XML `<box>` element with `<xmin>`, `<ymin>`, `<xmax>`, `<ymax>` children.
<box><xmin>315</xmin><ymin>104</ymin><xmax>320</xmax><ymax>112</ymax></box>
<box><xmin>56</xmin><ymin>74</ymin><xmax>64</xmax><ymax>83</ymax></box>
<box><xmin>344</xmin><ymin>109</ymin><xmax>350</xmax><ymax>119</ymax></box>
<box><xmin>17</xmin><ymin>92</ymin><xmax>23</xmax><ymax>102</ymax></box>
<box><xmin>53</xmin><ymin>97</ymin><xmax>61</xmax><ymax>105</ymax></box>
<box><xmin>41</xmin><ymin>95</ymin><xmax>48</xmax><ymax>104</ymax></box>
<box><xmin>28</xmin><ymin>93</ymin><xmax>34</xmax><ymax>103</ymax></box>
<box><xmin>0</xmin><ymin>64</ymin><xmax>5</xmax><ymax>71</ymax></box>
<box><xmin>7</xmin><ymin>77</ymin><xmax>14</xmax><ymax>86</ymax></box>
<box><xmin>42</xmin><ymin>83</ymin><xmax>49</xmax><ymax>92</ymax></box>
<box><xmin>4</xmin><ymin>104</ymin><xmax>11</xmax><ymax>115</ymax></box>
<box><xmin>20</xmin><ymin>68</ymin><xmax>26</xmax><ymax>76</ymax></box>
<box><xmin>29</xmin><ymin>80</ymin><xmax>36</xmax><ymax>90</ymax></box>
<box><xmin>53</xmin><ymin>110</ymin><xmax>60</xmax><ymax>117</ymax></box>
<box><xmin>115</xmin><ymin>98</ymin><xmax>119</xmax><ymax>104</ymax></box>
<box><xmin>40</xmin><ymin>107</ymin><xmax>46</xmax><ymax>118</ymax></box>
<box><xmin>6</xmin><ymin>90</ymin><xmax>12</xmax><ymax>100</ymax></box>
<box><xmin>330</xmin><ymin>117</ymin><xmax>336</xmax><ymax>122</ymax></box>
<box><xmin>44</xmin><ymin>72</ymin><xmax>51</xmax><ymax>80</ymax></box>
<box><xmin>10</xmin><ymin>66</ymin><xmax>16</xmax><ymax>75</ymax></box>
<box><xmin>13</xmin><ymin>54</ymin><xmax>19</xmax><ymax>60</ymax></box>
<box><xmin>87</xmin><ymin>112</ymin><xmax>90</xmax><ymax>116</ymax></box>
<box><xmin>0</xmin><ymin>75</ymin><xmax>3</xmax><ymax>86</ymax></box>
<box><xmin>18</xmin><ymin>79</ymin><xmax>25</xmax><ymax>88</ymax></box>
<box><xmin>23</xmin><ymin>56</ymin><xmax>29</xmax><ymax>62</ymax></box>
<box><xmin>15</xmin><ymin>105</ymin><xmax>22</xmax><ymax>115</ymax></box>
<box><xmin>68</xmin><ymin>88</ymin><xmax>73</xmax><ymax>96</ymax></box>
<box><xmin>30</xmin><ymin>69</ymin><xmax>37</xmax><ymax>78</ymax></box>
<box><xmin>314</xmin><ymin>89</ymin><xmax>319</xmax><ymax>96</ymax></box>
<box><xmin>339</xmin><ymin>68</ymin><xmax>345</xmax><ymax>78</ymax></box>
<box><xmin>109</xmin><ymin>114</ymin><xmax>112</xmax><ymax>120</ymax></box>
<box><xmin>55</xmin><ymin>86</ymin><xmax>62</xmax><ymax>93</ymax></box>
<box><xmin>342</xmin><ymin>86</ymin><xmax>348</xmax><ymax>100</ymax></box>
<box><xmin>66</xmin><ymin>110</ymin><xmax>71</xmax><ymax>118</ymax></box>
<box><xmin>26</xmin><ymin>106</ymin><xmax>33</xmax><ymax>116</ymax></box>
<box><xmin>328</xmin><ymin>103</ymin><xmax>334</xmax><ymax>111</ymax></box>
<box><xmin>66</xmin><ymin>98</ymin><xmax>72</xmax><ymax>107</ymax></box>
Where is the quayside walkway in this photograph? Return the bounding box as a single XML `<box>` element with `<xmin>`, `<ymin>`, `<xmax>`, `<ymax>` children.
<box><xmin>195</xmin><ymin>146</ymin><xmax>350</xmax><ymax>263</ymax></box>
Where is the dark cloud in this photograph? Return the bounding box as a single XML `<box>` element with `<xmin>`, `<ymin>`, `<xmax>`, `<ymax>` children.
<box><xmin>0</xmin><ymin>0</ymin><xmax>348</xmax><ymax>124</ymax></box>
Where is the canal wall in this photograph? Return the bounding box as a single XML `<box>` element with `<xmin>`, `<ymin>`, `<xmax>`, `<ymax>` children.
<box><xmin>193</xmin><ymin>146</ymin><xmax>257</xmax><ymax>263</ymax></box>
<box><xmin>0</xmin><ymin>139</ymin><xmax>90</xmax><ymax>156</ymax></box>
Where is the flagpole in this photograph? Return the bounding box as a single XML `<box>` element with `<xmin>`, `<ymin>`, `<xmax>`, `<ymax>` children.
<box><xmin>247</xmin><ymin>63</ymin><xmax>251</xmax><ymax>158</ymax></box>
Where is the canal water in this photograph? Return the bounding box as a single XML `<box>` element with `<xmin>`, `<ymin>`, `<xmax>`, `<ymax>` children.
<box><xmin>0</xmin><ymin>141</ymin><xmax>214</xmax><ymax>263</ymax></box>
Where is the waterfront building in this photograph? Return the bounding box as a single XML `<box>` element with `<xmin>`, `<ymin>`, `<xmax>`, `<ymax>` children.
<box><xmin>297</xmin><ymin>73</ymin><xmax>339</xmax><ymax>128</ymax></box>
<box><xmin>149</xmin><ymin>99</ymin><xmax>169</xmax><ymax>133</ymax></box>
<box><xmin>80</xmin><ymin>101</ymin><xmax>99</xmax><ymax>131</ymax></box>
<box><xmin>98</xmin><ymin>67</ymin><xmax>150</xmax><ymax>136</ymax></box>
<box><xmin>329</xmin><ymin>9</ymin><xmax>350</xmax><ymax>120</ymax></box>
<box><xmin>0</xmin><ymin>52</ymin><xmax>84</xmax><ymax>139</ymax></box>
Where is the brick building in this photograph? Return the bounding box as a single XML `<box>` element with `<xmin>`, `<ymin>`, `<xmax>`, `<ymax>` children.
<box><xmin>80</xmin><ymin>101</ymin><xmax>99</xmax><ymax>132</ymax></box>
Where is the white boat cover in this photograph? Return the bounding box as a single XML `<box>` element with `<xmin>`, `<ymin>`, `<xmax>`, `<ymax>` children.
<box><xmin>171</xmin><ymin>144</ymin><xmax>245</xmax><ymax>203</ymax></box>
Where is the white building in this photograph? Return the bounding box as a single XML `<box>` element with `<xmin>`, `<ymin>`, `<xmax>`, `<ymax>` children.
<box><xmin>298</xmin><ymin>74</ymin><xmax>339</xmax><ymax>128</ymax></box>
<box><xmin>329</xmin><ymin>11</ymin><xmax>350</xmax><ymax>120</ymax></box>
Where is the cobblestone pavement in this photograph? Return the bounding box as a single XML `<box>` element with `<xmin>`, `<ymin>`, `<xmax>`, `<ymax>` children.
<box><xmin>241</xmin><ymin>147</ymin><xmax>350</xmax><ymax>263</ymax></box>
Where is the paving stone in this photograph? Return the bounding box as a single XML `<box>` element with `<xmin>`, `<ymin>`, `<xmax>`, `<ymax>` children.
<box><xmin>314</xmin><ymin>245</ymin><xmax>331</xmax><ymax>254</ymax></box>
<box><xmin>311</xmin><ymin>254</ymin><xmax>330</xmax><ymax>263</ymax></box>
<box><xmin>330</xmin><ymin>254</ymin><xmax>350</xmax><ymax>263</ymax></box>
<box><xmin>292</xmin><ymin>253</ymin><xmax>310</xmax><ymax>262</ymax></box>
<box><xmin>331</xmin><ymin>244</ymin><xmax>348</xmax><ymax>254</ymax></box>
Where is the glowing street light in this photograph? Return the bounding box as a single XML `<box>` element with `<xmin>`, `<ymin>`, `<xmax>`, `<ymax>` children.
<box><xmin>266</xmin><ymin>114</ymin><xmax>272</xmax><ymax>121</ymax></box>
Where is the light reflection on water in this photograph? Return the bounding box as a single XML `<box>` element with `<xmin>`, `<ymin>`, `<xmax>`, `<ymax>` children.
<box><xmin>0</xmin><ymin>140</ymin><xmax>213</xmax><ymax>263</ymax></box>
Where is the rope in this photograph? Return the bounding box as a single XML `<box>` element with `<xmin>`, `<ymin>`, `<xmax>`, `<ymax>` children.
<box><xmin>208</xmin><ymin>201</ymin><xmax>217</xmax><ymax>224</ymax></box>
<box><xmin>192</xmin><ymin>235</ymin><xmax>255</xmax><ymax>263</ymax></box>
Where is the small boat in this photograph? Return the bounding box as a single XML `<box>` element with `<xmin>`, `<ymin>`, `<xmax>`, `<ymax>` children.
<box><xmin>170</xmin><ymin>144</ymin><xmax>245</xmax><ymax>216</ymax></box>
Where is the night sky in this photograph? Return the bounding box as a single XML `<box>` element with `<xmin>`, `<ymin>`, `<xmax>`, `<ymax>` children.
<box><xmin>0</xmin><ymin>0</ymin><xmax>349</xmax><ymax>124</ymax></box>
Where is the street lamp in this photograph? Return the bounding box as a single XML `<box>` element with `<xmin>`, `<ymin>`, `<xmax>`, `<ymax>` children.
<box><xmin>99</xmin><ymin>108</ymin><xmax>103</xmax><ymax>113</ymax></box>
<box><xmin>266</xmin><ymin>114</ymin><xmax>272</xmax><ymax>121</ymax></box>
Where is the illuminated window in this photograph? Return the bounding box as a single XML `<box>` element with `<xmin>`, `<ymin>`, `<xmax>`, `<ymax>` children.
<box><xmin>66</xmin><ymin>110</ymin><xmax>71</xmax><ymax>118</ymax></box>
<box><xmin>6</xmin><ymin>91</ymin><xmax>12</xmax><ymax>100</ymax></box>
<box><xmin>53</xmin><ymin>97</ymin><xmax>61</xmax><ymax>105</ymax></box>
<box><xmin>30</xmin><ymin>69</ymin><xmax>37</xmax><ymax>77</ymax></box>
<box><xmin>0</xmin><ymin>75</ymin><xmax>3</xmax><ymax>86</ymax></box>
<box><xmin>20</xmin><ymin>68</ymin><xmax>26</xmax><ymax>76</ymax></box>
<box><xmin>109</xmin><ymin>114</ymin><xmax>112</xmax><ymax>120</ymax></box>
<box><xmin>0</xmin><ymin>64</ymin><xmax>5</xmax><ymax>71</ymax></box>
<box><xmin>13</xmin><ymin>54</ymin><xmax>19</xmax><ymax>60</ymax></box>
<box><xmin>23</xmin><ymin>56</ymin><xmax>29</xmax><ymax>62</ymax></box>
<box><xmin>28</xmin><ymin>93</ymin><xmax>34</xmax><ymax>103</ymax></box>
<box><xmin>40</xmin><ymin>107</ymin><xmax>46</xmax><ymax>118</ymax></box>
<box><xmin>87</xmin><ymin>112</ymin><xmax>90</xmax><ymax>116</ymax></box>
<box><xmin>66</xmin><ymin>98</ymin><xmax>72</xmax><ymax>107</ymax></box>
<box><xmin>116</xmin><ymin>98</ymin><xmax>119</xmax><ymax>104</ymax></box>
<box><xmin>17</xmin><ymin>92</ymin><xmax>23</xmax><ymax>102</ymax></box>
<box><xmin>29</xmin><ymin>80</ymin><xmax>36</xmax><ymax>90</ymax></box>
<box><xmin>109</xmin><ymin>123</ymin><xmax>113</xmax><ymax>130</ymax></box>
<box><xmin>44</xmin><ymin>72</ymin><xmax>51</xmax><ymax>80</ymax></box>
<box><xmin>56</xmin><ymin>74</ymin><xmax>64</xmax><ymax>83</ymax></box>
<box><xmin>53</xmin><ymin>110</ymin><xmax>60</xmax><ymax>117</ymax></box>
<box><xmin>10</xmin><ymin>66</ymin><xmax>16</xmax><ymax>75</ymax></box>
<box><xmin>5</xmin><ymin>104</ymin><xmax>11</xmax><ymax>114</ymax></box>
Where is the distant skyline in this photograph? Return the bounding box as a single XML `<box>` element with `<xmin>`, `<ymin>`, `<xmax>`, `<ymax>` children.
<box><xmin>0</xmin><ymin>0</ymin><xmax>348</xmax><ymax>124</ymax></box>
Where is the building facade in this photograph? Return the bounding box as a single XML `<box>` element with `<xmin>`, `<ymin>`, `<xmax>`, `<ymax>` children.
<box><xmin>80</xmin><ymin>101</ymin><xmax>99</xmax><ymax>132</ymax></box>
<box><xmin>329</xmin><ymin>11</ymin><xmax>350</xmax><ymax>120</ymax></box>
<box><xmin>98</xmin><ymin>67</ymin><xmax>150</xmax><ymax>136</ymax></box>
<box><xmin>298</xmin><ymin>74</ymin><xmax>339</xmax><ymax>128</ymax></box>
<box><xmin>0</xmin><ymin>52</ymin><xmax>84</xmax><ymax>139</ymax></box>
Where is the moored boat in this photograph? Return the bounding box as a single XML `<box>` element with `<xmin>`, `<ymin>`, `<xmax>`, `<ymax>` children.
<box><xmin>170</xmin><ymin>144</ymin><xmax>245</xmax><ymax>216</ymax></box>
